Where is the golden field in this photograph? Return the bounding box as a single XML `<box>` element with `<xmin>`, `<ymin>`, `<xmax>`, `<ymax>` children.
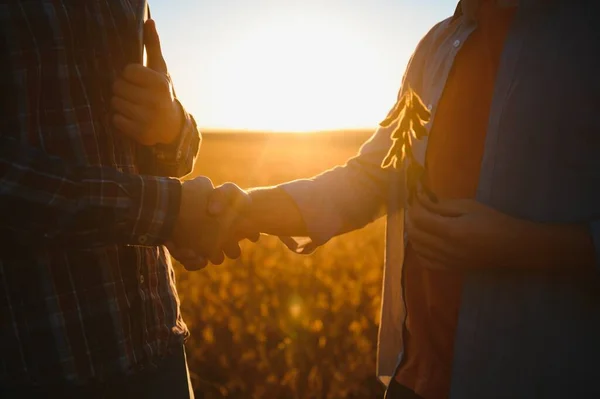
<box><xmin>176</xmin><ymin>130</ymin><xmax>387</xmax><ymax>398</ymax></box>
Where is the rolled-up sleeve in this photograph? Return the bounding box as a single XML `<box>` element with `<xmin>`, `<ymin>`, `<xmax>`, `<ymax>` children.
<box><xmin>278</xmin><ymin>125</ymin><xmax>397</xmax><ymax>253</ymax></box>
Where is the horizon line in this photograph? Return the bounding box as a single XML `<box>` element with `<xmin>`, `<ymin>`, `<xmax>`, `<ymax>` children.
<box><xmin>198</xmin><ymin>126</ymin><xmax>377</xmax><ymax>134</ymax></box>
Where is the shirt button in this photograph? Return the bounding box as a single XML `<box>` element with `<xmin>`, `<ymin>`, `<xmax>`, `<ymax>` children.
<box><xmin>139</xmin><ymin>274</ymin><xmax>145</xmax><ymax>284</ymax></box>
<box><xmin>176</xmin><ymin>150</ymin><xmax>182</xmax><ymax>160</ymax></box>
<box><xmin>453</xmin><ymin>39</ymin><xmax>461</xmax><ymax>48</ymax></box>
<box><xmin>138</xmin><ymin>234</ymin><xmax>149</xmax><ymax>245</ymax></box>
<box><xmin>427</xmin><ymin>104</ymin><xmax>433</xmax><ymax>111</ymax></box>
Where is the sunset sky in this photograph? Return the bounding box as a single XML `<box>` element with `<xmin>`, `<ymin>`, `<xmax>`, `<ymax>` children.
<box><xmin>150</xmin><ymin>0</ymin><xmax>457</xmax><ymax>132</ymax></box>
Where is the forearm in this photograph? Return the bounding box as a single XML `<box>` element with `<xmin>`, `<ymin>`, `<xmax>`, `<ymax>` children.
<box><xmin>0</xmin><ymin>135</ymin><xmax>180</xmax><ymax>250</ymax></box>
<box><xmin>246</xmin><ymin>186</ymin><xmax>308</xmax><ymax>237</ymax></box>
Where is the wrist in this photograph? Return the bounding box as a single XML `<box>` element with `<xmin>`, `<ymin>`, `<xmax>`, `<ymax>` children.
<box><xmin>160</xmin><ymin>99</ymin><xmax>185</xmax><ymax>145</ymax></box>
<box><xmin>247</xmin><ymin>187</ymin><xmax>307</xmax><ymax>237</ymax></box>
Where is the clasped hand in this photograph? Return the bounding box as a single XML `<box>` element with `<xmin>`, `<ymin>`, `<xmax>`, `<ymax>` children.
<box><xmin>167</xmin><ymin>176</ymin><xmax>260</xmax><ymax>270</ymax></box>
<box><xmin>167</xmin><ymin>179</ymin><xmax>259</xmax><ymax>271</ymax></box>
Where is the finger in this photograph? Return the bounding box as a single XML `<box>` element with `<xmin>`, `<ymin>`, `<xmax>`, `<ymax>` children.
<box><xmin>144</xmin><ymin>19</ymin><xmax>168</xmax><ymax>73</ymax></box>
<box><xmin>420</xmin><ymin>184</ymin><xmax>439</xmax><ymax>204</ymax></box>
<box><xmin>222</xmin><ymin>241</ymin><xmax>242</xmax><ymax>260</ymax></box>
<box><xmin>172</xmin><ymin>249</ymin><xmax>199</xmax><ymax>261</ymax></box>
<box><xmin>166</xmin><ymin>242</ymin><xmax>196</xmax><ymax>259</ymax></box>
<box><xmin>113</xmin><ymin>113</ymin><xmax>142</xmax><ymax>136</ymax></box>
<box><xmin>121</xmin><ymin>64</ymin><xmax>171</xmax><ymax>92</ymax></box>
<box><xmin>232</xmin><ymin>217</ymin><xmax>260</xmax><ymax>242</ymax></box>
<box><xmin>182</xmin><ymin>257</ymin><xmax>209</xmax><ymax>272</ymax></box>
<box><xmin>165</xmin><ymin>240</ymin><xmax>180</xmax><ymax>256</ymax></box>
<box><xmin>209</xmin><ymin>251</ymin><xmax>225</xmax><ymax>266</ymax></box>
<box><xmin>247</xmin><ymin>231</ymin><xmax>260</xmax><ymax>243</ymax></box>
<box><xmin>416</xmin><ymin>192</ymin><xmax>469</xmax><ymax>217</ymax></box>
<box><xmin>186</xmin><ymin>176</ymin><xmax>215</xmax><ymax>192</ymax></box>
<box><xmin>408</xmin><ymin>202</ymin><xmax>452</xmax><ymax>237</ymax></box>
<box><xmin>113</xmin><ymin>114</ymin><xmax>155</xmax><ymax>145</ymax></box>
<box><xmin>406</xmin><ymin>215</ymin><xmax>435</xmax><ymax>249</ymax></box>
<box><xmin>166</xmin><ymin>243</ymin><xmax>208</xmax><ymax>271</ymax></box>
<box><xmin>112</xmin><ymin>79</ymin><xmax>156</xmax><ymax>107</ymax></box>
<box><xmin>406</xmin><ymin>217</ymin><xmax>465</xmax><ymax>266</ymax></box>
<box><xmin>406</xmin><ymin>215</ymin><xmax>446</xmax><ymax>256</ymax></box>
<box><xmin>111</xmin><ymin>96</ymin><xmax>151</xmax><ymax>124</ymax></box>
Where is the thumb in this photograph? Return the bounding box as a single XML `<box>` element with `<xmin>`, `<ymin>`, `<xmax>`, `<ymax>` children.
<box><xmin>144</xmin><ymin>19</ymin><xmax>167</xmax><ymax>73</ymax></box>
<box><xmin>207</xmin><ymin>187</ymin><xmax>228</xmax><ymax>216</ymax></box>
<box><xmin>208</xmin><ymin>183</ymin><xmax>251</xmax><ymax>216</ymax></box>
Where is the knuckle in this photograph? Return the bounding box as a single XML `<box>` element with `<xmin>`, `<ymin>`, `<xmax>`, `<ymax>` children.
<box><xmin>221</xmin><ymin>182</ymin><xmax>238</xmax><ymax>195</ymax></box>
<box><xmin>200</xmin><ymin>176</ymin><xmax>214</xmax><ymax>188</ymax></box>
<box><xmin>123</xmin><ymin>63</ymin><xmax>141</xmax><ymax>78</ymax></box>
<box><xmin>188</xmin><ymin>176</ymin><xmax>214</xmax><ymax>194</ymax></box>
<box><xmin>158</xmin><ymin>75</ymin><xmax>171</xmax><ymax>92</ymax></box>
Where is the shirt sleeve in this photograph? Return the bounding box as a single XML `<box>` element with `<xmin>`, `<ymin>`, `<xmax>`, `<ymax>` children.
<box><xmin>277</xmin><ymin>124</ymin><xmax>398</xmax><ymax>254</ymax></box>
<box><xmin>0</xmin><ymin>134</ymin><xmax>181</xmax><ymax>253</ymax></box>
<box><xmin>137</xmin><ymin>100</ymin><xmax>201</xmax><ymax>178</ymax></box>
<box><xmin>274</xmin><ymin>33</ymin><xmax>432</xmax><ymax>254</ymax></box>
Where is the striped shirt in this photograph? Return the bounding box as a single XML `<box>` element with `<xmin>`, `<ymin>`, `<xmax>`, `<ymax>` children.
<box><xmin>0</xmin><ymin>0</ymin><xmax>200</xmax><ymax>386</ymax></box>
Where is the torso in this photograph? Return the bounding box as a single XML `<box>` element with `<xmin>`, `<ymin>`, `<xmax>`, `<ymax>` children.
<box><xmin>395</xmin><ymin>3</ymin><xmax>516</xmax><ymax>397</ymax></box>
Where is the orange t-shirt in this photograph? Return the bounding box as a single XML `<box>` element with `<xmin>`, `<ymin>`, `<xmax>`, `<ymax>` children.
<box><xmin>394</xmin><ymin>3</ymin><xmax>516</xmax><ymax>398</ymax></box>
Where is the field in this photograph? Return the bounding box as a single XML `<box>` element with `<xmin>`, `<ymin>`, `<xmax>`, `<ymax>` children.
<box><xmin>176</xmin><ymin>130</ymin><xmax>387</xmax><ymax>398</ymax></box>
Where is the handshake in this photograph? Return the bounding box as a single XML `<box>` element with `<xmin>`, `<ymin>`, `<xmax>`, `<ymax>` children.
<box><xmin>166</xmin><ymin>177</ymin><xmax>259</xmax><ymax>271</ymax></box>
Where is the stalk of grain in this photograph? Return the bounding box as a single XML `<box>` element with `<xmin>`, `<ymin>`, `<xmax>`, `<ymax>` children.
<box><xmin>380</xmin><ymin>87</ymin><xmax>437</xmax><ymax>204</ymax></box>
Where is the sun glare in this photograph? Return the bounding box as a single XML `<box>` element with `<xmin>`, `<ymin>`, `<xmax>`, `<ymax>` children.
<box><xmin>182</xmin><ymin>12</ymin><xmax>399</xmax><ymax>133</ymax></box>
<box><xmin>289</xmin><ymin>302</ymin><xmax>302</xmax><ymax>319</ymax></box>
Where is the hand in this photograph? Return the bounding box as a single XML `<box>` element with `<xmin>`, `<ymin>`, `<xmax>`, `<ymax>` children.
<box><xmin>407</xmin><ymin>192</ymin><xmax>598</xmax><ymax>273</ymax></box>
<box><xmin>406</xmin><ymin>192</ymin><xmax>518</xmax><ymax>270</ymax></box>
<box><xmin>111</xmin><ymin>19</ymin><xmax>183</xmax><ymax>146</ymax></box>
<box><xmin>168</xmin><ymin>179</ymin><xmax>259</xmax><ymax>270</ymax></box>
<box><xmin>168</xmin><ymin>177</ymin><xmax>217</xmax><ymax>270</ymax></box>
<box><xmin>207</xmin><ymin>183</ymin><xmax>260</xmax><ymax>241</ymax></box>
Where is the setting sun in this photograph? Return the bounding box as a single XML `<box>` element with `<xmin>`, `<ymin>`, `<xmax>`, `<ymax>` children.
<box><xmin>201</xmin><ymin>15</ymin><xmax>394</xmax><ymax>132</ymax></box>
<box><xmin>153</xmin><ymin>0</ymin><xmax>456</xmax><ymax>132</ymax></box>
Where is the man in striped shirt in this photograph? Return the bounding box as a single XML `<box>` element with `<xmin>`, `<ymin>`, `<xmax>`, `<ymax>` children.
<box><xmin>0</xmin><ymin>2</ymin><xmax>251</xmax><ymax>397</ymax></box>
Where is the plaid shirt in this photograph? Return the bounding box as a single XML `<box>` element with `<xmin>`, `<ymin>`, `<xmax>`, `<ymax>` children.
<box><xmin>0</xmin><ymin>0</ymin><xmax>201</xmax><ymax>386</ymax></box>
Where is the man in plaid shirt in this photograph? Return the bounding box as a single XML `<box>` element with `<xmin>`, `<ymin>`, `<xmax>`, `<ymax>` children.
<box><xmin>0</xmin><ymin>1</ymin><xmax>251</xmax><ymax>397</ymax></box>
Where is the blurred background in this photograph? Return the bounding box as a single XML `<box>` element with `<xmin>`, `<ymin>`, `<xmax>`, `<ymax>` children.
<box><xmin>150</xmin><ymin>0</ymin><xmax>456</xmax><ymax>397</ymax></box>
